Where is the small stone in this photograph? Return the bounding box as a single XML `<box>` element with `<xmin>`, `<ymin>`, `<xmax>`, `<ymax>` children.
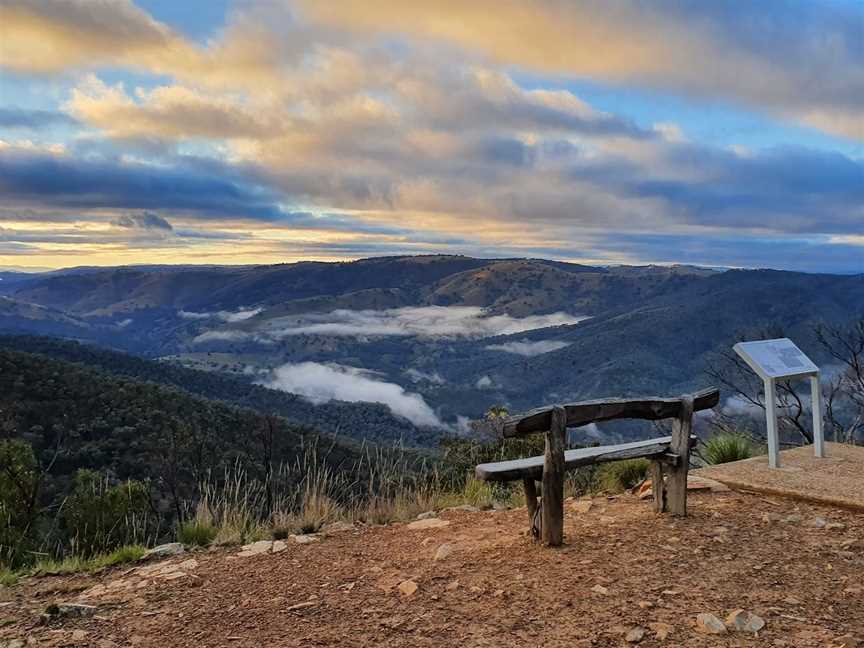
<box><xmin>637</xmin><ymin>600</ymin><xmax>654</xmax><ymax>609</ymax></box>
<box><xmin>397</xmin><ymin>580</ymin><xmax>418</xmax><ymax>597</ymax></box>
<box><xmin>142</xmin><ymin>543</ymin><xmax>185</xmax><ymax>560</ymax></box>
<box><xmin>406</xmin><ymin>518</ymin><xmax>450</xmax><ymax>530</ymax></box>
<box><xmin>696</xmin><ymin>613</ymin><xmax>727</xmax><ymax>635</ymax></box>
<box><xmin>445</xmin><ymin>580</ymin><xmax>459</xmax><ymax>591</ymax></box>
<box><xmin>783</xmin><ymin>514</ymin><xmax>802</xmax><ymax>524</ymax></box>
<box><xmin>625</xmin><ymin>627</ymin><xmax>645</xmax><ymax>643</ymax></box>
<box><xmin>590</xmin><ymin>584</ymin><xmax>609</xmax><ymax>596</ymax></box>
<box><xmin>599</xmin><ymin>515</ymin><xmax>616</xmax><ymax>524</ymax></box>
<box><xmin>434</xmin><ymin>543</ymin><xmax>454</xmax><ymax>561</ymax></box>
<box><xmin>810</xmin><ymin>516</ymin><xmax>827</xmax><ymax>528</ymax></box>
<box><xmin>286</xmin><ymin>601</ymin><xmax>317</xmax><ymax>612</ymax></box>
<box><xmin>826</xmin><ymin>522</ymin><xmax>847</xmax><ymax>531</ymax></box>
<box><xmin>289</xmin><ymin>534</ymin><xmax>320</xmax><ymax>544</ymax></box>
<box><xmin>55</xmin><ymin>603</ymin><xmax>97</xmax><ymax>618</ymax></box>
<box><xmin>725</xmin><ymin>609</ymin><xmax>765</xmax><ymax>633</ymax></box>
<box><xmin>71</xmin><ymin>630</ymin><xmax>88</xmax><ymax>642</ymax></box>
<box><xmin>271</xmin><ymin>540</ymin><xmax>287</xmax><ymax>553</ymax></box>
<box><xmin>416</xmin><ymin>511</ymin><xmax>437</xmax><ymax>520</ymax></box>
<box><xmin>649</xmin><ymin>622</ymin><xmax>673</xmax><ymax>641</ymax></box>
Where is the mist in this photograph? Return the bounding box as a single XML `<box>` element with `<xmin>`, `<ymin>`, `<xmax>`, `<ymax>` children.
<box><xmin>260</xmin><ymin>362</ymin><xmax>445</xmax><ymax>428</ymax></box>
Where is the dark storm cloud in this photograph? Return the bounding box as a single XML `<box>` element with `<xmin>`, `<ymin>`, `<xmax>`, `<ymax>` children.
<box><xmin>0</xmin><ymin>147</ymin><xmax>286</xmax><ymax>221</ymax></box>
<box><xmin>112</xmin><ymin>212</ymin><xmax>173</xmax><ymax>231</ymax></box>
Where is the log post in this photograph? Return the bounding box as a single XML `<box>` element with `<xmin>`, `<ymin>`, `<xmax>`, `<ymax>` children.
<box><xmin>523</xmin><ymin>477</ymin><xmax>540</xmax><ymax>538</ymax></box>
<box><xmin>667</xmin><ymin>396</ymin><xmax>693</xmax><ymax>516</ymax></box>
<box><xmin>541</xmin><ymin>405</ymin><xmax>567</xmax><ymax>546</ymax></box>
<box><xmin>651</xmin><ymin>461</ymin><xmax>666</xmax><ymax>513</ymax></box>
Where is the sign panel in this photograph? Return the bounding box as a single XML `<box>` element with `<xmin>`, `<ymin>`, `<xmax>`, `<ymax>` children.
<box><xmin>733</xmin><ymin>338</ymin><xmax>819</xmax><ymax>380</ymax></box>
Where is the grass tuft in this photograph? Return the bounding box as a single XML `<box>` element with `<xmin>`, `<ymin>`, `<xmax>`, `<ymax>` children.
<box><xmin>595</xmin><ymin>458</ymin><xmax>651</xmax><ymax>493</ymax></box>
<box><xmin>704</xmin><ymin>432</ymin><xmax>754</xmax><ymax>464</ymax></box>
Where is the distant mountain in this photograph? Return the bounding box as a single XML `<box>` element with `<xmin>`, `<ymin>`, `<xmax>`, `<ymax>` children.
<box><xmin>3</xmin><ymin>256</ymin><xmax>862</xmax><ymax>442</ymax></box>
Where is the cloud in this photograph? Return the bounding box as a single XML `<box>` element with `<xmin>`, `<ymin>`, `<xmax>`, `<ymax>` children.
<box><xmin>180</xmin><ymin>307</ymin><xmax>262</xmax><ymax>323</ymax></box>
<box><xmin>0</xmin><ymin>108</ymin><xmax>78</xmax><ymax>129</ymax></box>
<box><xmin>261</xmin><ymin>362</ymin><xmax>444</xmax><ymax>427</ymax></box>
<box><xmin>301</xmin><ymin>0</ymin><xmax>864</xmax><ymax>140</ymax></box>
<box><xmin>112</xmin><ymin>212</ymin><xmax>173</xmax><ymax>231</ymax></box>
<box><xmin>485</xmin><ymin>340</ymin><xmax>571</xmax><ymax>356</ymax></box>
<box><xmin>259</xmin><ymin>306</ymin><xmax>586</xmax><ymax>339</ymax></box>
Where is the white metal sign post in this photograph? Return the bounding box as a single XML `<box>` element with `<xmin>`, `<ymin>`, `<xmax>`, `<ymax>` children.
<box><xmin>733</xmin><ymin>338</ymin><xmax>824</xmax><ymax>469</ymax></box>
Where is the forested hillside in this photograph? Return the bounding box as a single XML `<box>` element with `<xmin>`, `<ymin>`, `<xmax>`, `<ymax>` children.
<box><xmin>0</xmin><ymin>336</ymin><xmax>438</xmax><ymax>447</ymax></box>
<box><xmin>0</xmin><ymin>349</ymin><xmax>368</xmax><ymax>511</ymax></box>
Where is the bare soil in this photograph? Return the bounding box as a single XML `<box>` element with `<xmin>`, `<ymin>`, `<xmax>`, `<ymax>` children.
<box><xmin>3</xmin><ymin>490</ymin><xmax>862</xmax><ymax>647</ymax></box>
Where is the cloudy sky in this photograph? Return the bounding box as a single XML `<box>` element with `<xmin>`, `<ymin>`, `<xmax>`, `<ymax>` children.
<box><xmin>0</xmin><ymin>0</ymin><xmax>862</xmax><ymax>272</ymax></box>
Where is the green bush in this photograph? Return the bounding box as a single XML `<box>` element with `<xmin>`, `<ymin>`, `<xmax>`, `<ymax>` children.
<box><xmin>0</xmin><ymin>439</ymin><xmax>42</xmax><ymax>569</ymax></box>
<box><xmin>704</xmin><ymin>432</ymin><xmax>754</xmax><ymax>465</ymax></box>
<box><xmin>177</xmin><ymin>519</ymin><xmax>218</xmax><ymax>547</ymax></box>
<box><xmin>595</xmin><ymin>458</ymin><xmax>651</xmax><ymax>493</ymax></box>
<box><xmin>62</xmin><ymin>470</ymin><xmax>157</xmax><ymax>557</ymax></box>
<box><xmin>32</xmin><ymin>544</ymin><xmax>145</xmax><ymax>576</ymax></box>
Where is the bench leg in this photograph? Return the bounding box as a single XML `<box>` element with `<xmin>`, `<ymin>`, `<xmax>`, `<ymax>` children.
<box><xmin>667</xmin><ymin>397</ymin><xmax>694</xmax><ymax>516</ymax></box>
<box><xmin>523</xmin><ymin>478</ymin><xmax>541</xmax><ymax>539</ymax></box>
<box><xmin>541</xmin><ymin>405</ymin><xmax>567</xmax><ymax>546</ymax></box>
<box><xmin>651</xmin><ymin>461</ymin><xmax>666</xmax><ymax>513</ymax></box>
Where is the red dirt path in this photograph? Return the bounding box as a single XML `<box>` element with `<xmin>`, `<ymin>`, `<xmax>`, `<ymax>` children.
<box><xmin>2</xmin><ymin>490</ymin><xmax>862</xmax><ymax>647</ymax></box>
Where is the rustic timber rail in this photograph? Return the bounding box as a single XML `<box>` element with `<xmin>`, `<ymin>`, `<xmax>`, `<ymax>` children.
<box><xmin>474</xmin><ymin>387</ymin><xmax>720</xmax><ymax>546</ymax></box>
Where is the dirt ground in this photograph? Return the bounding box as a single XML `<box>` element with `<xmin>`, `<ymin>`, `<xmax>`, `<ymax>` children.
<box><xmin>2</xmin><ymin>490</ymin><xmax>862</xmax><ymax>648</ymax></box>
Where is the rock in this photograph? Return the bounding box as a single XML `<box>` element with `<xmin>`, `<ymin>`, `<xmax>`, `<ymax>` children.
<box><xmin>1</xmin><ymin>640</ymin><xmax>24</xmax><ymax>648</ymax></box>
<box><xmin>696</xmin><ymin>613</ymin><xmax>727</xmax><ymax>635</ymax></box>
<box><xmin>445</xmin><ymin>579</ymin><xmax>459</xmax><ymax>591</ymax></box>
<box><xmin>406</xmin><ymin>518</ymin><xmax>450</xmax><ymax>530</ymax></box>
<box><xmin>71</xmin><ymin>630</ymin><xmax>88</xmax><ymax>642</ymax></box>
<box><xmin>590</xmin><ymin>584</ymin><xmax>609</xmax><ymax>596</ymax></box>
<box><xmin>238</xmin><ymin>540</ymin><xmax>273</xmax><ymax>557</ymax></box>
<box><xmin>571</xmin><ymin>500</ymin><xmax>593</xmax><ymax>513</ymax></box>
<box><xmin>637</xmin><ymin>600</ymin><xmax>654</xmax><ymax>609</ymax></box>
<box><xmin>826</xmin><ymin>522</ymin><xmax>847</xmax><ymax>531</ymax></box>
<box><xmin>322</xmin><ymin>521</ymin><xmax>355</xmax><ymax>534</ymax></box>
<box><xmin>434</xmin><ymin>543</ymin><xmax>454</xmax><ymax>561</ymax></box>
<box><xmin>416</xmin><ymin>511</ymin><xmax>437</xmax><ymax>520</ymax></box>
<box><xmin>783</xmin><ymin>514</ymin><xmax>802</xmax><ymax>524</ymax></box>
<box><xmin>142</xmin><ymin>543</ymin><xmax>185</xmax><ymax>560</ymax></box>
<box><xmin>725</xmin><ymin>609</ymin><xmax>765</xmax><ymax>633</ymax></box>
<box><xmin>290</xmin><ymin>534</ymin><xmax>320</xmax><ymax>544</ymax></box>
<box><xmin>810</xmin><ymin>516</ymin><xmax>827</xmax><ymax>528</ymax></box>
<box><xmin>41</xmin><ymin>603</ymin><xmax>97</xmax><ymax>623</ymax></box>
<box><xmin>286</xmin><ymin>601</ymin><xmax>317</xmax><ymax>612</ymax></box>
<box><xmin>446</xmin><ymin>504</ymin><xmax>479</xmax><ymax>513</ymax></box>
<box><xmin>649</xmin><ymin>622</ymin><xmax>673</xmax><ymax>640</ymax></box>
<box><xmin>625</xmin><ymin>627</ymin><xmax>645</xmax><ymax>643</ymax></box>
<box><xmin>272</xmin><ymin>540</ymin><xmax>287</xmax><ymax>553</ymax></box>
<box><xmin>397</xmin><ymin>580</ymin><xmax>418</xmax><ymax>597</ymax></box>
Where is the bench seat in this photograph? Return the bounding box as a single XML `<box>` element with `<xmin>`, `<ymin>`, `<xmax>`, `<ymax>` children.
<box><xmin>475</xmin><ymin>435</ymin><xmax>697</xmax><ymax>482</ymax></box>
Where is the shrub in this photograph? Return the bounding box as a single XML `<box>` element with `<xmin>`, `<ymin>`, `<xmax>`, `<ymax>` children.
<box><xmin>704</xmin><ymin>432</ymin><xmax>754</xmax><ymax>465</ymax></box>
<box><xmin>0</xmin><ymin>439</ymin><xmax>41</xmax><ymax>569</ymax></box>
<box><xmin>177</xmin><ymin>501</ymin><xmax>217</xmax><ymax>547</ymax></box>
<box><xmin>595</xmin><ymin>458</ymin><xmax>651</xmax><ymax>493</ymax></box>
<box><xmin>62</xmin><ymin>470</ymin><xmax>157</xmax><ymax>557</ymax></box>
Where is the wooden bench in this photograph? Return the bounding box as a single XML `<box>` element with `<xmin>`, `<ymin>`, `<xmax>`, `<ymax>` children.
<box><xmin>474</xmin><ymin>387</ymin><xmax>720</xmax><ymax>546</ymax></box>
